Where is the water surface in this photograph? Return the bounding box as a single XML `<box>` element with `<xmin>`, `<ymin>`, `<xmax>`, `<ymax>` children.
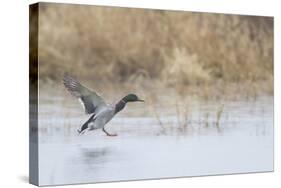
<box><xmin>37</xmin><ymin>96</ymin><xmax>273</xmax><ymax>185</ymax></box>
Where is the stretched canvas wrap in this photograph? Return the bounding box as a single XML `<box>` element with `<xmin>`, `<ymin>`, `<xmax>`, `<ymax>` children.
<box><xmin>29</xmin><ymin>2</ymin><xmax>274</xmax><ymax>186</ymax></box>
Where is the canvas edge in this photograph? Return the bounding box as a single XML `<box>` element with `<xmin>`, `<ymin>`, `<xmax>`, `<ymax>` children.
<box><xmin>27</xmin><ymin>2</ymin><xmax>275</xmax><ymax>186</ymax></box>
<box><xmin>29</xmin><ymin>2</ymin><xmax>40</xmax><ymax>186</ymax></box>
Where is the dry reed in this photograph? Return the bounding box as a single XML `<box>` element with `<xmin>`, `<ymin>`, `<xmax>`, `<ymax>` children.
<box><xmin>33</xmin><ymin>3</ymin><xmax>273</xmax><ymax>98</ymax></box>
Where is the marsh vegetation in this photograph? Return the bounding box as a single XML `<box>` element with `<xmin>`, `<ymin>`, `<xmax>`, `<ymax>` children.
<box><xmin>32</xmin><ymin>3</ymin><xmax>273</xmax><ymax>98</ymax></box>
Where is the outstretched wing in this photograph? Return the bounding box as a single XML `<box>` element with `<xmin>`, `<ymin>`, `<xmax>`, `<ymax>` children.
<box><xmin>63</xmin><ymin>74</ymin><xmax>106</xmax><ymax>114</ymax></box>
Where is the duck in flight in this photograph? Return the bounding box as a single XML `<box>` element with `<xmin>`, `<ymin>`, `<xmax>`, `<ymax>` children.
<box><xmin>63</xmin><ymin>74</ymin><xmax>144</xmax><ymax>136</ymax></box>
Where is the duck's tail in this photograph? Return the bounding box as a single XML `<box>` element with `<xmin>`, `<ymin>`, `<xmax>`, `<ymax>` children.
<box><xmin>77</xmin><ymin>129</ymin><xmax>85</xmax><ymax>135</ymax></box>
<box><xmin>77</xmin><ymin>113</ymin><xmax>96</xmax><ymax>135</ymax></box>
<box><xmin>77</xmin><ymin>122</ymin><xmax>89</xmax><ymax>135</ymax></box>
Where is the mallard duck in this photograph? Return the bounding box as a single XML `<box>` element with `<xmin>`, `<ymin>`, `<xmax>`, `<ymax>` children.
<box><xmin>63</xmin><ymin>74</ymin><xmax>144</xmax><ymax>136</ymax></box>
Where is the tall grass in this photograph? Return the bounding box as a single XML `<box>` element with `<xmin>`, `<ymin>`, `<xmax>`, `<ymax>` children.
<box><xmin>35</xmin><ymin>3</ymin><xmax>273</xmax><ymax>97</ymax></box>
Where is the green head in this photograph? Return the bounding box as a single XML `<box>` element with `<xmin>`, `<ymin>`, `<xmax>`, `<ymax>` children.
<box><xmin>122</xmin><ymin>94</ymin><xmax>144</xmax><ymax>103</ymax></box>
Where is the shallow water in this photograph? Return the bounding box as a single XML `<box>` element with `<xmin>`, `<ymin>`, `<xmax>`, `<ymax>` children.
<box><xmin>37</xmin><ymin>96</ymin><xmax>273</xmax><ymax>186</ymax></box>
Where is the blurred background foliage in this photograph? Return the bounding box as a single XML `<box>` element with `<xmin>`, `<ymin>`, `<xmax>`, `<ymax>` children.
<box><xmin>34</xmin><ymin>3</ymin><xmax>273</xmax><ymax>96</ymax></box>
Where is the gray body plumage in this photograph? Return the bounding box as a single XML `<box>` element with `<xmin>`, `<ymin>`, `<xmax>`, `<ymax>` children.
<box><xmin>88</xmin><ymin>106</ymin><xmax>115</xmax><ymax>130</ymax></box>
<box><xmin>63</xmin><ymin>74</ymin><xmax>143</xmax><ymax>136</ymax></box>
